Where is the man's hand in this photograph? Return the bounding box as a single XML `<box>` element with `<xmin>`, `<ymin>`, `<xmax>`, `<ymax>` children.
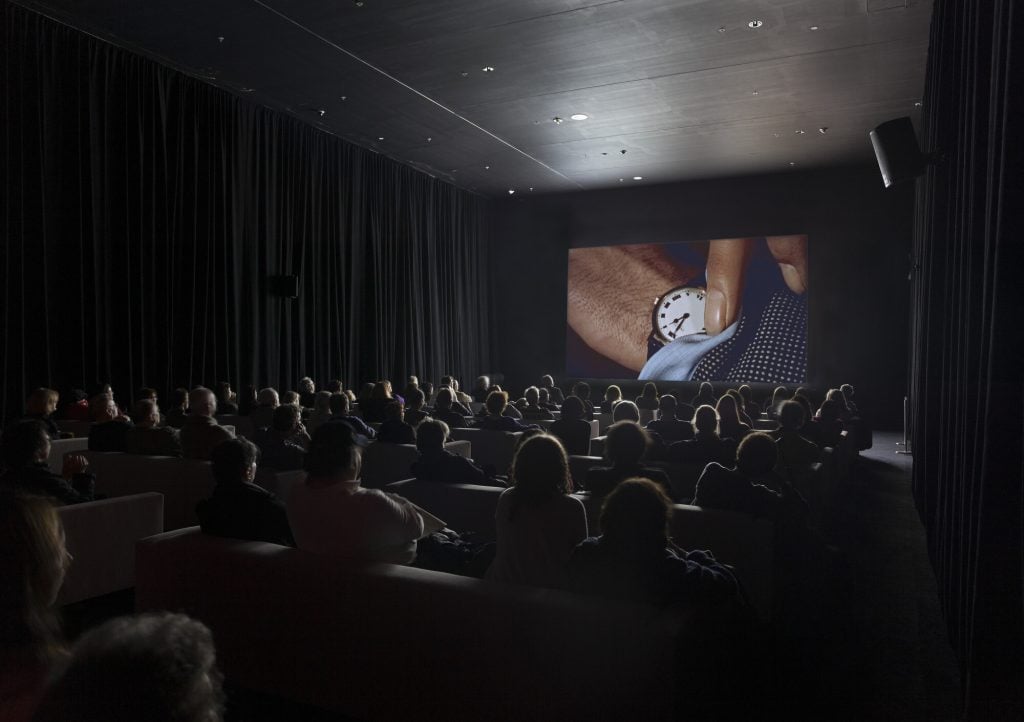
<box><xmin>704</xmin><ymin>235</ymin><xmax>808</xmax><ymax>336</ymax></box>
<box><xmin>63</xmin><ymin>454</ymin><xmax>89</xmax><ymax>479</ymax></box>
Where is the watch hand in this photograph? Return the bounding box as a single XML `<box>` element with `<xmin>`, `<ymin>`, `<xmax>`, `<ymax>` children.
<box><xmin>673</xmin><ymin>313</ymin><xmax>690</xmax><ymax>333</ymax></box>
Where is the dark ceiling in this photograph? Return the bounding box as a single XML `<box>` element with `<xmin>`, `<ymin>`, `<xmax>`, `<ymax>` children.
<box><xmin>20</xmin><ymin>0</ymin><xmax>933</xmax><ymax>197</ymax></box>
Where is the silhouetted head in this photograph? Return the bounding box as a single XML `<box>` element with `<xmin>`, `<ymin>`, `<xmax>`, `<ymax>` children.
<box><xmin>210</xmin><ymin>437</ymin><xmax>259</xmax><ymax>486</ymax></box>
<box><xmin>313</xmin><ymin>391</ymin><xmax>332</xmax><ymax>414</ymax></box>
<box><xmin>612</xmin><ymin>400</ymin><xmax>640</xmax><ymax>423</ymax></box>
<box><xmin>272</xmin><ymin>404</ymin><xmax>301</xmax><ymax>433</ymax></box>
<box><xmin>298</xmin><ymin>377</ymin><xmax>315</xmax><ymax>395</ymax></box>
<box><xmin>778</xmin><ymin>400</ymin><xmax>806</xmax><ymax>431</ymax></box>
<box><xmin>306</xmin><ymin>422</ymin><xmax>362</xmax><ymax>480</ymax></box>
<box><xmin>486</xmin><ymin>390</ymin><xmax>508</xmax><ymax>416</ymax></box>
<box><xmin>604</xmin><ymin>385</ymin><xmax>622</xmax><ymax>403</ymax></box>
<box><xmin>736</xmin><ymin>432</ymin><xmax>778</xmax><ymax>476</ymax></box>
<box><xmin>640</xmin><ymin>382</ymin><xmax>658</xmax><ymax>400</ymax></box>
<box><xmin>658</xmin><ymin>395</ymin><xmax>678</xmax><ymax>418</ymax></box>
<box><xmin>189</xmin><ymin>388</ymin><xmax>217</xmax><ymax>418</ymax></box>
<box><xmin>715</xmin><ymin>394</ymin><xmax>741</xmax><ymax>426</ymax></box>
<box><xmin>525</xmin><ymin>386</ymin><xmax>541</xmax><ymax>406</ymax></box>
<box><xmin>89</xmin><ymin>394</ymin><xmax>118</xmax><ymax>422</ymax></box>
<box><xmin>600</xmin><ymin>478</ymin><xmax>672</xmax><ymax>554</ymax></box>
<box><xmin>604</xmin><ymin>421</ymin><xmax>649</xmax><ymax>466</ymax></box>
<box><xmin>132</xmin><ymin>399</ymin><xmax>161</xmax><ymax>429</ymax></box>
<box><xmin>572</xmin><ymin>382</ymin><xmax>591</xmax><ymax>401</ymax></box>
<box><xmin>329</xmin><ymin>393</ymin><xmax>349</xmax><ymax>415</ymax></box>
<box><xmin>560</xmin><ymin>396</ymin><xmax>585</xmax><ymax>421</ymax></box>
<box><xmin>257</xmin><ymin>388</ymin><xmax>279</xmax><ymax>408</ymax></box>
<box><xmin>415</xmin><ymin>419</ymin><xmax>449</xmax><ymax>454</ymax></box>
<box><xmin>509</xmin><ymin>434</ymin><xmax>571</xmax><ymax>518</ymax></box>
<box><xmin>383</xmin><ymin>401</ymin><xmax>404</xmax><ymax>422</ymax></box>
<box><xmin>693</xmin><ymin>405</ymin><xmax>720</xmax><ymax>436</ymax></box>
<box><xmin>434</xmin><ymin>388</ymin><xmax>454</xmax><ymax>411</ymax></box>
<box><xmin>26</xmin><ymin>388</ymin><xmax>59</xmax><ymax>417</ymax></box>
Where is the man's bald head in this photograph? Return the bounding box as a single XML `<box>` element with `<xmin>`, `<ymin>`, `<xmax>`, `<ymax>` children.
<box><xmin>188</xmin><ymin>388</ymin><xmax>217</xmax><ymax>417</ymax></box>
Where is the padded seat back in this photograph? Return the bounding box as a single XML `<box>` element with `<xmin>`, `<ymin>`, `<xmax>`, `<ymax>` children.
<box><xmin>58</xmin><ymin>492</ymin><xmax>163</xmax><ymax>604</ymax></box>
<box><xmin>47</xmin><ymin>437</ymin><xmax>89</xmax><ymax>474</ymax></box>
<box><xmin>447</xmin><ymin>429</ymin><xmax>521</xmax><ymax>472</ymax></box>
<box><xmin>216</xmin><ymin>414</ymin><xmax>255</xmax><ymax>438</ymax></box>
<box><xmin>361</xmin><ymin>440</ymin><xmax>471</xmax><ymax>488</ymax></box>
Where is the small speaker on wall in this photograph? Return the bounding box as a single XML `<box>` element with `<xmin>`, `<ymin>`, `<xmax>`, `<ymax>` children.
<box><xmin>870</xmin><ymin>117</ymin><xmax>926</xmax><ymax>188</ymax></box>
<box><xmin>269</xmin><ymin>275</ymin><xmax>299</xmax><ymax>298</ymax></box>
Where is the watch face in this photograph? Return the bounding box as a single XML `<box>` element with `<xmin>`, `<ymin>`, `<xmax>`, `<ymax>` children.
<box><xmin>653</xmin><ymin>286</ymin><xmax>706</xmax><ymax>343</ymax></box>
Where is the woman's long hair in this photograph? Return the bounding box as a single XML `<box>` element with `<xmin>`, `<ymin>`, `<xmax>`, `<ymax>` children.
<box><xmin>508</xmin><ymin>435</ymin><xmax>571</xmax><ymax>521</ymax></box>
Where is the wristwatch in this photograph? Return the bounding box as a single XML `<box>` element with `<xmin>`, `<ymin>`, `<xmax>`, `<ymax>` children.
<box><xmin>647</xmin><ymin>286</ymin><xmax>707</xmax><ymax>359</ymax></box>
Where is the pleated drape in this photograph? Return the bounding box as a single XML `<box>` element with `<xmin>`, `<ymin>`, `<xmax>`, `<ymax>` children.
<box><xmin>1</xmin><ymin>3</ymin><xmax>492</xmax><ymax>422</ymax></box>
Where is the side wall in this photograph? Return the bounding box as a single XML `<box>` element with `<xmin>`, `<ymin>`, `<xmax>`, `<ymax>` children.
<box><xmin>491</xmin><ymin>165</ymin><xmax>914</xmax><ymax>428</ymax></box>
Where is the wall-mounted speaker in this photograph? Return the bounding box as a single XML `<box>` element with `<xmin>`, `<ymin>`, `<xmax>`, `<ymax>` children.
<box><xmin>269</xmin><ymin>275</ymin><xmax>299</xmax><ymax>298</ymax></box>
<box><xmin>870</xmin><ymin>117</ymin><xmax>926</xmax><ymax>188</ymax></box>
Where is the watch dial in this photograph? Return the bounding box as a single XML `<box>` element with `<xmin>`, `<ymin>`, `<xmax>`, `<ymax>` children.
<box><xmin>655</xmin><ymin>287</ymin><xmax>706</xmax><ymax>342</ymax></box>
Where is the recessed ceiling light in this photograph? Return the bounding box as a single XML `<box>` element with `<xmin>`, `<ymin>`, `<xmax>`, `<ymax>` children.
<box><xmin>552</xmin><ymin>117</ymin><xmax>564</xmax><ymax>124</ymax></box>
<box><xmin>570</xmin><ymin>113</ymin><xmax>589</xmax><ymax>121</ymax></box>
<box><xmin>789</xmin><ymin>162</ymin><xmax>796</xmax><ymax>166</ymax></box>
<box><xmin>914</xmin><ymin>101</ymin><xmax>922</xmax><ymax>107</ymax></box>
<box><xmin>747</xmin><ymin>19</ymin><xmax>763</xmax><ymax>28</ymax></box>
<box><xmin>620</xmin><ymin>149</ymin><xmax>627</xmax><ymax>155</ymax></box>
<box><xmin>354</xmin><ymin>0</ymin><xmax>364</xmax><ymax>6</ymax></box>
<box><xmin>481</xmin><ymin>66</ymin><xmax>495</xmax><ymax>72</ymax></box>
<box><xmin>340</xmin><ymin>95</ymin><xmax>347</xmax><ymax>101</ymax></box>
<box><xmin>717</xmin><ymin>26</ymin><xmax>727</xmax><ymax>33</ymax></box>
<box><xmin>319</xmin><ymin>109</ymin><xmax>326</xmax><ymax>117</ymax></box>
<box><xmin>633</xmin><ymin>176</ymin><xmax>643</xmax><ymax>181</ymax></box>
<box><xmin>809</xmin><ymin>25</ymin><xmax>819</xmax><ymax>31</ymax></box>
<box><xmin>484</xmin><ymin>165</ymin><xmax>490</xmax><ymax>170</ymax></box>
<box><xmin>508</xmin><ymin>189</ymin><xmax>515</xmax><ymax>195</ymax></box>
<box><xmin>751</xmin><ymin>90</ymin><xmax>759</xmax><ymax>95</ymax></box>
<box><xmin>529</xmin><ymin>187</ymin><xmax>534</xmax><ymax>191</ymax></box>
<box><xmin>426</xmin><ymin>137</ymin><xmax>432</xmax><ymax>142</ymax></box>
<box><xmin>795</xmin><ymin>129</ymin><xmax>806</xmax><ymax>134</ymax></box>
<box><xmin>618</xmin><ymin>178</ymin><xmax>624</xmax><ymax>182</ymax></box>
<box><xmin>460</xmin><ymin>72</ymin><xmax>469</xmax><ymax>78</ymax></box>
<box><xmin>217</xmin><ymin>36</ymin><xmax>225</xmax><ymax>43</ymax></box>
<box><xmin>773</xmin><ymin>132</ymin><xmax>782</xmax><ymax>138</ymax></box>
<box><xmin>818</xmin><ymin>127</ymin><xmax>828</xmax><ymax>134</ymax></box>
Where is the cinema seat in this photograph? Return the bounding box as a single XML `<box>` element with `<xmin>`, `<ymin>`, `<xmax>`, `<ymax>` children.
<box><xmin>58</xmin><ymin>492</ymin><xmax>164</xmax><ymax>605</ymax></box>
<box><xmin>136</xmin><ymin>528</ymin><xmax>680</xmax><ymax>721</ymax></box>
<box><xmin>47</xmin><ymin>437</ymin><xmax>89</xmax><ymax>473</ymax></box>
<box><xmin>447</xmin><ymin>429</ymin><xmax>522</xmax><ymax>472</ymax></box>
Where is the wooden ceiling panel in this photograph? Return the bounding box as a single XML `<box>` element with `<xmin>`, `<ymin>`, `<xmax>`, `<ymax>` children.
<box><xmin>17</xmin><ymin>0</ymin><xmax>933</xmax><ymax>196</ymax></box>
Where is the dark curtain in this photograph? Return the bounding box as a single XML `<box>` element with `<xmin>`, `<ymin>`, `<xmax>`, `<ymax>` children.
<box><xmin>1</xmin><ymin>2</ymin><xmax>491</xmax><ymax>422</ymax></box>
<box><xmin>909</xmin><ymin>0</ymin><xmax>1023</xmax><ymax>716</ymax></box>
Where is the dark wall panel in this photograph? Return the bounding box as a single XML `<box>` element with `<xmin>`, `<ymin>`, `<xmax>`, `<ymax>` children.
<box><xmin>491</xmin><ymin>165</ymin><xmax>913</xmax><ymax>428</ymax></box>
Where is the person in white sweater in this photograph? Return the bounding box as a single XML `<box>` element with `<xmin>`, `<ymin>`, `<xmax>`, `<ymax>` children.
<box><xmin>287</xmin><ymin>421</ymin><xmax>424</xmax><ymax>564</ymax></box>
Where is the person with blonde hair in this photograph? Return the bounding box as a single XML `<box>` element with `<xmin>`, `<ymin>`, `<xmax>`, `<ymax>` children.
<box><xmin>0</xmin><ymin>493</ymin><xmax>72</xmax><ymax>721</ymax></box>
<box><xmin>486</xmin><ymin>435</ymin><xmax>587</xmax><ymax>589</ymax></box>
<box><xmin>1</xmin><ymin>421</ymin><xmax>94</xmax><ymax>504</ymax></box>
<box><xmin>23</xmin><ymin>388</ymin><xmax>61</xmax><ymax>439</ymax></box>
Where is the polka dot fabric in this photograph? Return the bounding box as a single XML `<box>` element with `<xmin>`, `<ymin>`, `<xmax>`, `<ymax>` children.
<box><xmin>691</xmin><ymin>291</ymin><xmax>807</xmax><ymax>383</ymax></box>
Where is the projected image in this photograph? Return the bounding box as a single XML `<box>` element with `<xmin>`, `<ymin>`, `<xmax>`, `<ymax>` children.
<box><xmin>566</xmin><ymin>236</ymin><xmax>807</xmax><ymax>383</ymax></box>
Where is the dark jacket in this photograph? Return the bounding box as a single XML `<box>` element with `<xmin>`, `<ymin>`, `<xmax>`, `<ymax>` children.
<box><xmin>645</xmin><ymin>417</ymin><xmax>695</xmax><ymax>444</ymax></box>
<box><xmin>376</xmin><ymin>419</ymin><xmax>417</xmax><ymax>445</ymax></box>
<box><xmin>24</xmin><ymin>414</ymin><xmax>61</xmax><ymax>439</ymax></box>
<box><xmin>327</xmin><ymin>414</ymin><xmax>377</xmax><ymax>439</ymax></box>
<box><xmin>549</xmin><ymin>418</ymin><xmax>592</xmax><ymax>456</ymax></box>
<box><xmin>404</xmin><ymin>409</ymin><xmax>430</xmax><ymax>426</ymax></box>
<box><xmin>252</xmin><ymin>429</ymin><xmax>306</xmax><ymax>471</ymax></box>
<box><xmin>692</xmin><ymin>463</ymin><xmax>780</xmax><ymax>517</ymax></box>
<box><xmin>0</xmin><ymin>462</ymin><xmax>95</xmax><ymax>504</ymax></box>
<box><xmin>180</xmin><ymin>415</ymin><xmax>234</xmax><ymax>460</ymax></box>
<box><xmin>196</xmin><ymin>482</ymin><xmax>295</xmax><ymax>546</ymax></box>
<box><xmin>434</xmin><ymin>409</ymin><xmax>469</xmax><ymax>429</ymax></box>
<box><xmin>411</xmin><ymin>450</ymin><xmax>503</xmax><ymax>487</ymax></box>
<box><xmin>667</xmin><ymin>435</ymin><xmax>736</xmax><ymax>467</ymax></box>
<box><xmin>88</xmin><ymin>419</ymin><xmax>133</xmax><ymax>452</ymax></box>
<box><xmin>165</xmin><ymin>407</ymin><xmax>189</xmax><ymax>429</ymax></box>
<box><xmin>474</xmin><ymin>415</ymin><xmax>539</xmax><ymax>432</ymax></box>
<box><xmin>585</xmin><ymin>464</ymin><xmax>673</xmax><ymax>500</ymax></box>
<box><xmin>125</xmin><ymin>426</ymin><xmax>183</xmax><ymax>457</ymax></box>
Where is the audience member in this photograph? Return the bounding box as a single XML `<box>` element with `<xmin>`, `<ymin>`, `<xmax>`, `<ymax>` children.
<box><xmin>410</xmin><ymin>419</ymin><xmax>501</xmax><ymax>486</ymax></box>
<box><xmin>690</xmin><ymin>381</ymin><xmax>717</xmax><ymax>409</ymax></box>
<box><xmin>716</xmin><ymin>394</ymin><xmax>751</xmax><ymax>441</ymax></box>
<box><xmin>306</xmin><ymin>391</ymin><xmax>334</xmax><ymax>434</ymax></box>
<box><xmin>376</xmin><ymin>401</ymin><xmax>416</xmax><ymax>445</ymax></box>
<box><xmin>165</xmin><ymin>387</ymin><xmax>190</xmax><ymax>429</ymax></box>
<box><xmin>359</xmin><ymin>381</ymin><xmax>395</xmax><ymax>423</ymax></box>
<box><xmin>197</xmin><ymin>437</ymin><xmax>294</xmax><ymax>546</ymax></box>
<box><xmin>180</xmin><ymin>388</ymin><xmax>234</xmax><ymax>460</ymax></box>
<box><xmin>738</xmin><ymin>384</ymin><xmax>762</xmax><ymax>422</ymax></box>
<box><xmin>791</xmin><ymin>393</ymin><xmax>821</xmax><ymax>445</ymax></box>
<box><xmin>773</xmin><ymin>401</ymin><xmax>821</xmax><ymax>469</ymax></box>
<box><xmin>58</xmin><ymin>388</ymin><xmax>90</xmax><ymax>421</ymax></box>
<box><xmin>726</xmin><ymin>388</ymin><xmax>754</xmax><ymax>426</ymax></box>
<box><xmin>826</xmin><ymin>387</ymin><xmax>854</xmax><ymax>424</ymax></box>
<box><xmin>33</xmin><ymin>613</ymin><xmax>225</xmax><ymax>722</ymax></box>
<box><xmin>401</xmin><ymin>376</ymin><xmax>419</xmax><ymax>404</ymax></box>
<box><xmin>280</xmin><ymin>390</ymin><xmax>301</xmax><ymax>408</ymax></box>
<box><xmin>537</xmin><ymin>387</ymin><xmax>559</xmax><ymax>411</ymax></box>
<box><xmin>0</xmin><ymin>493</ymin><xmax>70</xmax><ymax>722</ymax></box>
<box><xmin>486</xmin><ymin>435</ymin><xmax>587</xmax><ymax>589</ymax></box>
<box><xmin>125</xmin><ymin>399</ymin><xmax>182</xmax><ymax>457</ymax></box>
<box><xmin>474</xmin><ymin>391</ymin><xmax>538</xmax><ymax>432</ymax></box>
<box><xmin>645</xmin><ymin>395</ymin><xmax>695</xmax><ymax>443</ymax></box>
<box><xmin>327</xmin><ymin>393</ymin><xmax>376</xmax><ymax>439</ymax></box>
<box><xmin>287</xmin><ymin>422</ymin><xmax>424</xmax><ymax>564</ymax></box>
<box><xmin>326</xmin><ymin>379</ymin><xmax>344</xmax><ymax>394</ymax></box>
<box><xmin>438</xmin><ymin>376</ymin><xmax>473</xmax><ymax>414</ymax></box>
<box><xmin>539</xmin><ymin>374</ymin><xmax>565</xmax><ymax>404</ymax></box>
<box><xmin>549</xmin><ymin>396</ymin><xmax>592</xmax><ymax>456</ymax></box>
<box><xmin>766</xmin><ymin>385</ymin><xmax>790</xmax><ymax>418</ymax></box>
<box><xmin>667</xmin><ymin>405</ymin><xmax>737</xmax><ymax>467</ymax></box>
<box><xmin>586</xmin><ymin>421</ymin><xmax>672</xmax><ymax>500</ymax></box>
<box><xmin>635</xmin><ymin>382</ymin><xmax>660</xmax><ymax>410</ymax></box>
<box><xmin>813</xmin><ymin>398</ymin><xmax>845</xmax><ymax>448</ymax></box>
<box><xmin>403</xmin><ymin>388</ymin><xmax>430</xmax><ymax>426</ymax></box>
<box><xmin>136</xmin><ymin>388</ymin><xmax>167</xmax><ymax>425</ymax></box>
<box><xmin>298</xmin><ymin>376</ymin><xmax>317</xmax><ymax>408</ymax></box>
<box><xmin>521</xmin><ymin>386</ymin><xmax>554</xmax><ymax>420</ymax></box>
<box><xmin>87</xmin><ymin>394</ymin><xmax>133</xmax><ymax>452</ymax></box>
<box><xmin>253</xmin><ymin>405</ymin><xmax>306</xmax><ymax>471</ymax></box>
<box><xmin>215</xmin><ymin>382</ymin><xmax>238</xmax><ymax>414</ymax></box>
<box><xmin>249</xmin><ymin>388</ymin><xmax>279</xmax><ymax>430</ymax></box>
<box><xmin>432</xmin><ymin>388</ymin><xmax>470</xmax><ymax>429</ymax></box>
<box><xmin>471</xmin><ymin>375</ymin><xmax>491</xmax><ymax>403</ymax></box>
<box><xmin>611</xmin><ymin>399</ymin><xmax>641</xmax><ymax>423</ymax></box>
<box><xmin>23</xmin><ymin>388</ymin><xmax>62</xmax><ymax>439</ymax></box>
<box><xmin>600</xmin><ymin>384</ymin><xmax>622</xmax><ymax>413</ymax></box>
<box><xmin>692</xmin><ymin>433</ymin><xmax>786</xmax><ymax>514</ymax></box>
<box><xmin>568</xmin><ymin>478</ymin><xmax>744</xmax><ymax>611</ymax></box>
<box><xmin>237</xmin><ymin>385</ymin><xmax>257</xmax><ymax>416</ymax></box>
<box><xmin>839</xmin><ymin>383</ymin><xmax>858</xmax><ymax>413</ymax></box>
<box><xmin>571</xmin><ymin>381</ymin><xmax>595</xmax><ymax>420</ymax></box>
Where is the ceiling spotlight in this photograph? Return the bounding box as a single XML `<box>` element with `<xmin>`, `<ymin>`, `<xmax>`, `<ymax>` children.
<box><xmin>426</xmin><ymin>136</ymin><xmax>432</xmax><ymax>142</ymax></box>
<box><xmin>818</xmin><ymin>127</ymin><xmax>828</xmax><ymax>134</ymax></box>
<box><xmin>529</xmin><ymin>187</ymin><xmax>534</xmax><ymax>191</ymax></box>
<box><xmin>747</xmin><ymin>19</ymin><xmax>763</xmax><ymax>28</ymax></box>
<box><xmin>552</xmin><ymin>117</ymin><xmax>564</xmax><ymax>124</ymax></box>
<box><xmin>508</xmin><ymin>189</ymin><xmax>515</xmax><ymax>195</ymax></box>
<box><xmin>751</xmin><ymin>90</ymin><xmax>759</xmax><ymax>95</ymax></box>
<box><xmin>618</xmin><ymin>178</ymin><xmax>624</xmax><ymax>182</ymax></box>
<box><xmin>914</xmin><ymin>101</ymin><xmax>922</xmax><ymax>107</ymax></box>
<box><xmin>717</xmin><ymin>26</ymin><xmax>727</xmax><ymax>33</ymax></box>
<box><xmin>460</xmin><ymin>71</ymin><xmax>469</xmax><ymax>77</ymax></box>
<box><xmin>340</xmin><ymin>95</ymin><xmax>347</xmax><ymax>101</ymax></box>
<box><xmin>795</xmin><ymin>129</ymin><xmax>806</xmax><ymax>134</ymax></box>
<box><xmin>789</xmin><ymin>161</ymin><xmax>796</xmax><ymax>166</ymax></box>
<box><xmin>773</xmin><ymin>132</ymin><xmax>782</xmax><ymax>138</ymax></box>
<box><xmin>570</xmin><ymin>113</ymin><xmax>589</xmax><ymax>121</ymax></box>
<box><xmin>377</xmin><ymin>136</ymin><xmax>384</xmax><ymax>141</ymax></box>
<box><xmin>633</xmin><ymin>176</ymin><xmax>643</xmax><ymax>181</ymax></box>
<box><xmin>354</xmin><ymin>0</ymin><xmax>364</xmax><ymax>6</ymax></box>
<box><xmin>484</xmin><ymin>165</ymin><xmax>490</xmax><ymax>170</ymax></box>
<box><xmin>481</xmin><ymin>66</ymin><xmax>495</xmax><ymax>72</ymax></box>
<box><xmin>319</xmin><ymin>109</ymin><xmax>326</xmax><ymax>117</ymax></box>
<box><xmin>217</xmin><ymin>36</ymin><xmax>225</xmax><ymax>43</ymax></box>
<box><xmin>809</xmin><ymin>25</ymin><xmax>819</xmax><ymax>31</ymax></box>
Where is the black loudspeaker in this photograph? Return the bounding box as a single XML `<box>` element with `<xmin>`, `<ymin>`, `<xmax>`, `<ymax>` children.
<box><xmin>870</xmin><ymin>117</ymin><xmax>926</xmax><ymax>188</ymax></box>
<box><xmin>269</xmin><ymin>275</ymin><xmax>299</xmax><ymax>298</ymax></box>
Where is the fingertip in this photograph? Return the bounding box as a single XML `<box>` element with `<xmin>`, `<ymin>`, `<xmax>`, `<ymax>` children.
<box><xmin>705</xmin><ymin>289</ymin><xmax>726</xmax><ymax>336</ymax></box>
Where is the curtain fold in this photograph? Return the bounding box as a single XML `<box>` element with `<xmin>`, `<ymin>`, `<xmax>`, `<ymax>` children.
<box><xmin>909</xmin><ymin>0</ymin><xmax>1023</xmax><ymax>716</ymax></box>
<box><xmin>1</xmin><ymin>2</ymin><xmax>491</xmax><ymax>421</ymax></box>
